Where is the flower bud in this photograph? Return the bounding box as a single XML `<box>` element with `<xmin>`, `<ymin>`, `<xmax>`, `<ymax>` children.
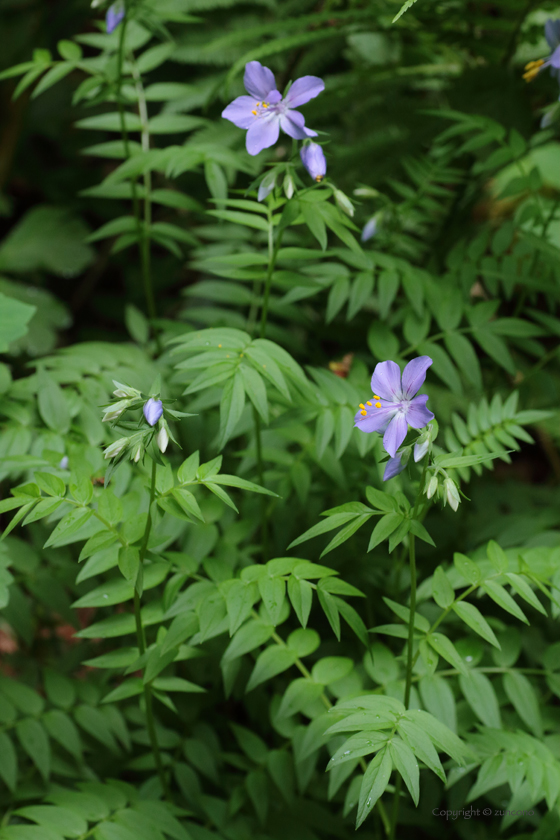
<box><xmin>132</xmin><ymin>442</ymin><xmax>143</xmax><ymax>463</ymax></box>
<box><xmin>102</xmin><ymin>400</ymin><xmax>130</xmax><ymax>423</ymax></box>
<box><xmin>58</xmin><ymin>455</ymin><xmax>69</xmax><ymax>470</ymax></box>
<box><xmin>443</xmin><ymin>478</ymin><xmax>460</xmax><ymax>511</ymax></box>
<box><xmin>426</xmin><ymin>475</ymin><xmax>438</xmax><ymax>499</ymax></box>
<box><xmin>283</xmin><ymin>173</ymin><xmax>295</xmax><ymax>199</ymax></box>
<box><xmin>334</xmin><ymin>189</ymin><xmax>354</xmax><ymax>218</ymax></box>
<box><xmin>106</xmin><ymin>1</ymin><xmax>125</xmax><ymax>33</ymax></box>
<box><xmin>300</xmin><ymin>142</ymin><xmax>326</xmax><ymax>182</ymax></box>
<box><xmin>157</xmin><ymin>425</ymin><xmax>169</xmax><ymax>453</ymax></box>
<box><xmin>361</xmin><ymin>217</ymin><xmax>377</xmax><ymax>242</ymax></box>
<box><xmin>104</xmin><ymin>437</ymin><xmax>128</xmax><ymax>460</ymax></box>
<box><xmin>112</xmin><ymin>381</ymin><xmax>141</xmax><ymax>399</ymax></box>
<box><xmin>414</xmin><ymin>435</ymin><xmax>429</xmax><ymax>463</ymax></box>
<box><xmin>257</xmin><ymin>170</ymin><xmax>276</xmax><ymax>202</ymax></box>
<box><xmin>143</xmin><ymin>398</ymin><xmax>163</xmax><ymax>427</ymax></box>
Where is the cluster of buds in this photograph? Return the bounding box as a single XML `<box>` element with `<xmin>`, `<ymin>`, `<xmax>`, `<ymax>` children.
<box><xmin>101</xmin><ymin>381</ymin><xmax>187</xmax><ymax>464</ymax></box>
<box><xmin>424</xmin><ymin>472</ymin><xmax>461</xmax><ymax>512</ymax></box>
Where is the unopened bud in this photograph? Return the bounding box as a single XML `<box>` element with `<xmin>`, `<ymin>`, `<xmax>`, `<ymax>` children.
<box><xmin>132</xmin><ymin>443</ymin><xmax>143</xmax><ymax>463</ymax></box>
<box><xmin>426</xmin><ymin>475</ymin><xmax>438</xmax><ymax>499</ymax></box>
<box><xmin>334</xmin><ymin>188</ymin><xmax>354</xmax><ymax>218</ymax></box>
<box><xmin>112</xmin><ymin>380</ymin><xmax>141</xmax><ymax>399</ymax></box>
<box><xmin>283</xmin><ymin>173</ymin><xmax>295</xmax><ymax>200</ymax></box>
<box><xmin>157</xmin><ymin>425</ymin><xmax>169</xmax><ymax>454</ymax></box>
<box><xmin>143</xmin><ymin>398</ymin><xmax>163</xmax><ymax>426</ymax></box>
<box><xmin>444</xmin><ymin>478</ymin><xmax>460</xmax><ymax>511</ymax></box>
<box><xmin>258</xmin><ymin>170</ymin><xmax>276</xmax><ymax>202</ymax></box>
<box><xmin>102</xmin><ymin>400</ymin><xmax>130</xmax><ymax>423</ymax></box>
<box><xmin>104</xmin><ymin>437</ymin><xmax>128</xmax><ymax>460</ymax></box>
<box><xmin>414</xmin><ymin>435</ymin><xmax>429</xmax><ymax>463</ymax></box>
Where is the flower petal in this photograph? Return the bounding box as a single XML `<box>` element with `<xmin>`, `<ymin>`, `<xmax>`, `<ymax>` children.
<box><xmin>354</xmin><ymin>406</ymin><xmax>396</xmax><ymax>433</ymax></box>
<box><xmin>406</xmin><ymin>394</ymin><xmax>435</xmax><ymax>430</ymax></box>
<box><xmin>246</xmin><ymin>116</ymin><xmax>280</xmax><ymax>155</ymax></box>
<box><xmin>551</xmin><ymin>44</ymin><xmax>560</xmax><ymax>68</ymax></box>
<box><xmin>545</xmin><ymin>19</ymin><xmax>560</xmax><ymax>50</ymax></box>
<box><xmin>383</xmin><ymin>455</ymin><xmax>406</xmax><ymax>481</ymax></box>
<box><xmin>383</xmin><ymin>414</ymin><xmax>408</xmax><ymax>458</ymax></box>
<box><xmin>370</xmin><ymin>360</ymin><xmax>402</xmax><ymax>401</ymax></box>
<box><xmin>401</xmin><ymin>355</ymin><xmax>432</xmax><ymax>399</ymax></box>
<box><xmin>222</xmin><ymin>95</ymin><xmax>259</xmax><ymax>129</ymax></box>
<box><xmin>280</xmin><ymin>109</ymin><xmax>312</xmax><ymax>140</ymax></box>
<box><xmin>244</xmin><ymin>61</ymin><xmax>277</xmax><ymax>99</ymax></box>
<box><xmin>284</xmin><ymin>75</ymin><xmax>325</xmax><ymax>108</ymax></box>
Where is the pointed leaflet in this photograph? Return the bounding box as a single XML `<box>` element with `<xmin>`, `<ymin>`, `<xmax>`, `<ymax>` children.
<box><xmin>452</xmin><ymin>601</ymin><xmax>500</xmax><ymax>648</ymax></box>
<box><xmin>218</xmin><ymin>370</ymin><xmax>245</xmax><ymax>448</ymax></box>
<box><xmin>390</xmin><ymin>737</ymin><xmax>419</xmax><ymax>806</ymax></box>
<box><xmin>356</xmin><ymin>746</ymin><xmax>392</xmax><ymax>828</ymax></box>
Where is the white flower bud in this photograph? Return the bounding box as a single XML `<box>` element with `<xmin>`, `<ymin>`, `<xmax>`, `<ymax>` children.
<box><xmin>132</xmin><ymin>443</ymin><xmax>143</xmax><ymax>463</ymax></box>
<box><xmin>157</xmin><ymin>426</ymin><xmax>169</xmax><ymax>454</ymax></box>
<box><xmin>444</xmin><ymin>478</ymin><xmax>460</xmax><ymax>511</ymax></box>
<box><xmin>102</xmin><ymin>400</ymin><xmax>130</xmax><ymax>423</ymax></box>
<box><xmin>414</xmin><ymin>436</ymin><xmax>429</xmax><ymax>463</ymax></box>
<box><xmin>334</xmin><ymin>188</ymin><xmax>354</xmax><ymax>218</ymax></box>
<box><xmin>426</xmin><ymin>475</ymin><xmax>438</xmax><ymax>499</ymax></box>
<box><xmin>104</xmin><ymin>437</ymin><xmax>128</xmax><ymax>460</ymax></box>
<box><xmin>283</xmin><ymin>173</ymin><xmax>295</xmax><ymax>200</ymax></box>
<box><xmin>112</xmin><ymin>381</ymin><xmax>141</xmax><ymax>399</ymax></box>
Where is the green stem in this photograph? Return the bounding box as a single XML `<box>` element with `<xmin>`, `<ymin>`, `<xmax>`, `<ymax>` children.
<box><xmin>253</xmin><ymin>408</ymin><xmax>269</xmax><ymax>561</ymax></box>
<box><xmin>133</xmin><ymin>458</ymin><xmax>170</xmax><ymax>799</ymax></box>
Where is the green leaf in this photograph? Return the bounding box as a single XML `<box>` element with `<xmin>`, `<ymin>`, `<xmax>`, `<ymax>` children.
<box><xmin>452</xmin><ymin>601</ymin><xmax>500</xmax><ymax>648</ymax></box>
<box><xmin>277</xmin><ymin>678</ymin><xmax>324</xmax><ymax>718</ymax></box>
<box><xmin>258</xmin><ymin>577</ymin><xmax>285</xmax><ymax>626</ymax></box>
<box><xmin>218</xmin><ymin>371</ymin><xmax>245</xmax><ymax>448</ymax></box>
<box><xmin>390</xmin><ymin>737</ymin><xmax>419</xmax><ymax>806</ymax></box>
<box><xmin>432</xmin><ymin>566</ymin><xmax>454</xmax><ymax>609</ymax></box>
<box><xmin>482</xmin><ymin>580</ymin><xmax>528</xmax><ymax>623</ymax></box>
<box><xmin>367</xmin><ymin>513</ymin><xmax>403</xmax><ymax>551</ymax></box>
<box><xmin>43</xmin><ymin>508</ymin><xmax>93</xmax><ymax>549</ymax></box>
<box><xmin>487</xmin><ymin>540</ymin><xmax>508</xmax><ymax>573</ymax></box>
<box><xmin>428</xmin><ymin>633</ymin><xmax>469</xmax><ymax>677</ymax></box>
<box><xmin>0</xmin><ymin>292</ymin><xmax>36</xmax><ymax>351</ymax></box>
<box><xmin>300</xmin><ymin>201</ymin><xmax>327</xmax><ymax>250</ymax></box>
<box><xmin>459</xmin><ymin>672</ymin><xmax>501</xmax><ymax>728</ymax></box>
<box><xmin>418</xmin><ymin>675</ymin><xmax>456</xmax><ymax>733</ymax></box>
<box><xmin>239</xmin><ymin>364</ymin><xmax>269</xmax><ymax>424</ymax></box>
<box><xmin>396</xmin><ymin>718</ymin><xmax>445</xmax><ymax>782</ymax></box>
<box><xmin>16</xmin><ymin>719</ymin><xmax>50</xmax><ymax>781</ymax></box>
<box><xmin>365</xmin><ymin>487</ymin><xmax>398</xmax><ymax>513</ymax></box>
<box><xmin>14</xmin><ymin>805</ymin><xmax>87</xmax><ymax>837</ymax></box>
<box><xmin>356</xmin><ymin>747</ymin><xmax>392</xmax><ymax>828</ymax></box>
<box><xmin>225</xmin><ymin>580</ymin><xmax>256</xmax><ymax>635</ymax></box>
<box><xmin>503</xmin><ymin>671</ymin><xmax>543</xmax><ymax>738</ymax></box>
<box><xmin>287</xmin><ymin>577</ymin><xmax>313</xmax><ymax>628</ymax></box>
<box><xmin>37</xmin><ymin>373</ymin><xmax>70</xmax><ymax>434</ymax></box>
<box><xmin>504</xmin><ymin>573</ymin><xmax>547</xmax><ymax>615</ymax></box>
<box><xmin>318</xmin><ymin>589</ymin><xmax>341</xmax><ymax>640</ymax></box>
<box><xmin>453</xmin><ymin>552</ymin><xmax>481</xmax><ymax>585</ymax></box>
<box><xmin>287</xmin><ymin>512</ymin><xmax>358</xmax><ymax>550</ymax></box>
<box><xmin>0</xmin><ymin>732</ymin><xmax>17</xmax><ymax>791</ymax></box>
<box><xmin>312</xmin><ymin>657</ymin><xmax>353</xmax><ymax>685</ymax></box>
<box><xmin>118</xmin><ymin>546</ymin><xmax>140</xmax><ymax>582</ymax></box>
<box><xmin>246</xmin><ymin>646</ymin><xmax>298</xmax><ymax>692</ymax></box>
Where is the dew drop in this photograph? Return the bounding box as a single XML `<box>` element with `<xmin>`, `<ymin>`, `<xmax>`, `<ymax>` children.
<box><xmin>103</xmin><ymin>594</ymin><xmax>108</xmax><ymax>599</ymax></box>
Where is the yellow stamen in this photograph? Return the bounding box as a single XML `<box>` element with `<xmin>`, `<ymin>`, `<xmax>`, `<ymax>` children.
<box><xmin>262</xmin><ymin>102</ymin><xmax>269</xmax><ymax>108</ymax></box>
<box><xmin>360</xmin><ymin>410</ymin><xmax>367</xmax><ymax>416</ymax></box>
<box><xmin>251</xmin><ymin>109</ymin><xmax>258</xmax><ymax>115</ymax></box>
<box><xmin>375</xmin><ymin>402</ymin><xmax>381</xmax><ymax>408</ymax></box>
<box><xmin>256</xmin><ymin>102</ymin><xmax>261</xmax><ymax>106</ymax></box>
<box><xmin>359</xmin><ymin>403</ymin><xmax>365</xmax><ymax>409</ymax></box>
<box><xmin>373</xmin><ymin>395</ymin><xmax>380</xmax><ymax>400</ymax></box>
<box><xmin>366</xmin><ymin>401</ymin><xmax>372</xmax><ymax>406</ymax></box>
<box><xmin>523</xmin><ymin>59</ymin><xmax>544</xmax><ymax>82</ymax></box>
<box><xmin>315</xmin><ymin>175</ymin><xmax>323</xmax><ymax>182</ymax></box>
<box><xmin>218</xmin><ymin>344</ymin><xmax>222</xmax><ymax>347</ymax></box>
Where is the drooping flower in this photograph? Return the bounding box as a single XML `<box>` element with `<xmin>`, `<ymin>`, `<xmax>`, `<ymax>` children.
<box><xmin>361</xmin><ymin>217</ymin><xmax>377</xmax><ymax>242</ymax></box>
<box><xmin>383</xmin><ymin>454</ymin><xmax>406</xmax><ymax>481</ymax></box>
<box><xmin>157</xmin><ymin>425</ymin><xmax>169</xmax><ymax>453</ymax></box>
<box><xmin>106</xmin><ymin>1</ymin><xmax>125</xmax><ymax>34</ymax></box>
<box><xmin>143</xmin><ymin>398</ymin><xmax>163</xmax><ymax>426</ymax></box>
<box><xmin>354</xmin><ymin>356</ymin><xmax>435</xmax><ymax>458</ymax></box>
<box><xmin>300</xmin><ymin>142</ymin><xmax>326</xmax><ymax>182</ymax></box>
<box><xmin>222</xmin><ymin>61</ymin><xmax>324</xmax><ymax>156</ymax></box>
<box><xmin>104</xmin><ymin>437</ymin><xmax>129</xmax><ymax>460</ymax></box>
<box><xmin>257</xmin><ymin>170</ymin><xmax>277</xmax><ymax>202</ymax></box>
<box><xmin>443</xmin><ymin>478</ymin><xmax>460</xmax><ymax>511</ymax></box>
<box><xmin>523</xmin><ymin>19</ymin><xmax>560</xmax><ymax>82</ymax></box>
<box><xmin>426</xmin><ymin>475</ymin><xmax>438</xmax><ymax>499</ymax></box>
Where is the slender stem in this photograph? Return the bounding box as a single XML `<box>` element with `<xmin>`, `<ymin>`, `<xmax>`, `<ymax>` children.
<box><xmin>253</xmin><ymin>408</ymin><xmax>269</xmax><ymax>561</ymax></box>
<box><xmin>390</xmin><ymin>466</ymin><xmax>428</xmax><ymax>840</ymax></box>
<box><xmin>132</xmin><ymin>458</ymin><xmax>170</xmax><ymax>799</ymax></box>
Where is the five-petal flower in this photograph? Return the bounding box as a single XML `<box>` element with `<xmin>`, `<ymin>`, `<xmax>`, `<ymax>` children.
<box><xmin>222</xmin><ymin>61</ymin><xmax>324</xmax><ymax>156</ymax></box>
<box><xmin>354</xmin><ymin>356</ymin><xmax>435</xmax><ymax>458</ymax></box>
<box><xmin>524</xmin><ymin>18</ymin><xmax>560</xmax><ymax>81</ymax></box>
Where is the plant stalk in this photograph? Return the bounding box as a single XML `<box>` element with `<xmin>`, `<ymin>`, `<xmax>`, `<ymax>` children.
<box><xmin>133</xmin><ymin>458</ymin><xmax>170</xmax><ymax>799</ymax></box>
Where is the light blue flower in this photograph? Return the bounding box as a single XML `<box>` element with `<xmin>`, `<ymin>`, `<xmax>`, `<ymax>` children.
<box><xmin>143</xmin><ymin>398</ymin><xmax>163</xmax><ymax>426</ymax></box>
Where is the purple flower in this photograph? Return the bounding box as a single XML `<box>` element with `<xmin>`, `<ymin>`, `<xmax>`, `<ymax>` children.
<box><xmin>354</xmin><ymin>356</ymin><xmax>435</xmax><ymax>458</ymax></box>
<box><xmin>300</xmin><ymin>142</ymin><xmax>326</xmax><ymax>182</ymax></box>
<box><xmin>383</xmin><ymin>455</ymin><xmax>406</xmax><ymax>481</ymax></box>
<box><xmin>362</xmin><ymin>217</ymin><xmax>377</xmax><ymax>242</ymax></box>
<box><xmin>143</xmin><ymin>398</ymin><xmax>163</xmax><ymax>426</ymax></box>
<box><xmin>222</xmin><ymin>61</ymin><xmax>324</xmax><ymax>156</ymax></box>
<box><xmin>106</xmin><ymin>1</ymin><xmax>125</xmax><ymax>33</ymax></box>
<box><xmin>524</xmin><ymin>18</ymin><xmax>560</xmax><ymax>81</ymax></box>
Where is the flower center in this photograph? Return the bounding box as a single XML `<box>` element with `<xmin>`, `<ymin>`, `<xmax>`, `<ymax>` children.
<box><xmin>251</xmin><ymin>101</ymin><xmax>270</xmax><ymax>117</ymax></box>
<box><xmin>523</xmin><ymin>59</ymin><xmax>545</xmax><ymax>81</ymax></box>
<box><xmin>358</xmin><ymin>396</ymin><xmax>381</xmax><ymax>416</ymax></box>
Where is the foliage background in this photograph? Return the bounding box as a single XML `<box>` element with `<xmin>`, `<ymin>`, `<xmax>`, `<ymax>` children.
<box><xmin>0</xmin><ymin>0</ymin><xmax>560</xmax><ymax>839</ymax></box>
